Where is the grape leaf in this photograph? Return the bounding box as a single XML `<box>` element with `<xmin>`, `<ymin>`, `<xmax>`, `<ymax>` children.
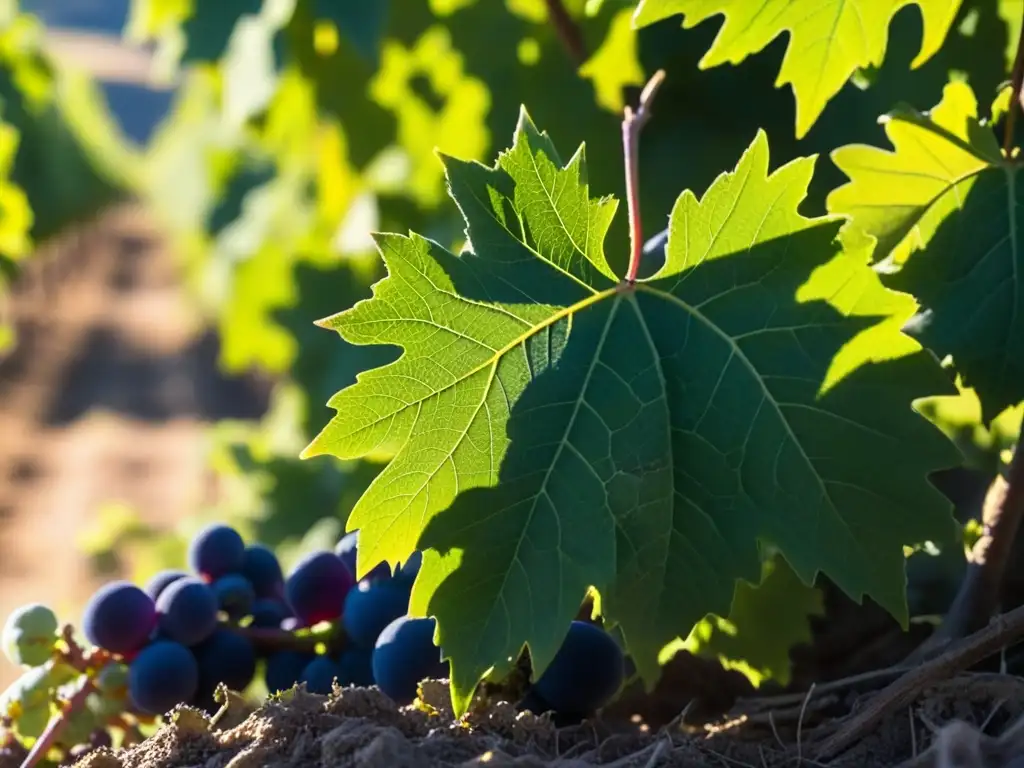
<box><xmin>631</xmin><ymin>0</ymin><xmax>963</xmax><ymax>137</ymax></box>
<box><xmin>303</xmin><ymin>111</ymin><xmax>959</xmax><ymax>713</ymax></box>
<box><xmin>828</xmin><ymin>80</ymin><xmax>1000</xmax><ymax>264</ymax></box>
<box><xmin>672</xmin><ymin>554</ymin><xmax>823</xmax><ymax>688</ymax></box>
<box><xmin>828</xmin><ymin>80</ymin><xmax>1018</xmax><ymax>420</ymax></box>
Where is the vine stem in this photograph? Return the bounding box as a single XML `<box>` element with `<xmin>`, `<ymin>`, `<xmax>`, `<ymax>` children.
<box><xmin>227</xmin><ymin>622</ymin><xmax>346</xmax><ymax>654</ymax></box>
<box><xmin>543</xmin><ymin>0</ymin><xmax>586</xmax><ymax>66</ymax></box>
<box><xmin>1005</xmin><ymin>4</ymin><xmax>1024</xmax><ymax>155</ymax></box>
<box><xmin>622</xmin><ymin>69</ymin><xmax>666</xmax><ymax>284</ymax></box>
<box><xmin>907</xmin><ymin>442</ymin><xmax>1024</xmax><ymax>662</ymax></box>
<box><xmin>816</xmin><ymin>600</ymin><xmax>1024</xmax><ymax>760</ymax></box>
<box><xmin>19</xmin><ymin>680</ymin><xmax>95</xmax><ymax>768</ymax></box>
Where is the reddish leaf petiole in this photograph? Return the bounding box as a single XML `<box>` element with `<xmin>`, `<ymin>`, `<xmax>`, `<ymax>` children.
<box><xmin>622</xmin><ymin>69</ymin><xmax>666</xmax><ymax>284</ymax></box>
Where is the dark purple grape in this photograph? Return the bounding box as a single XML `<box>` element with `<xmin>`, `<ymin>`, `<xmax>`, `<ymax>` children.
<box><xmin>337</xmin><ymin>647</ymin><xmax>374</xmax><ymax>687</ymax></box>
<box><xmin>128</xmin><ymin>640</ymin><xmax>198</xmax><ymax>714</ymax></box>
<box><xmin>371</xmin><ymin>616</ymin><xmax>447</xmax><ymax>706</ymax></box>
<box><xmin>241</xmin><ymin>544</ymin><xmax>284</xmax><ymax>598</ymax></box>
<box><xmin>211</xmin><ymin>574</ymin><xmax>255</xmax><ymax>619</ymax></box>
<box><xmin>342</xmin><ymin>581</ymin><xmax>408</xmax><ymax>649</ymax></box>
<box><xmin>155</xmin><ymin>577</ymin><xmax>218</xmax><ymax>646</ymax></box>
<box><xmin>188</xmin><ymin>524</ymin><xmax>245</xmax><ymax>580</ymax></box>
<box><xmin>335</xmin><ymin>531</ymin><xmax>392</xmax><ymax>583</ymax></box>
<box><xmin>265</xmin><ymin>650</ymin><xmax>314</xmax><ymax>694</ymax></box>
<box><xmin>285</xmin><ymin>551</ymin><xmax>353</xmax><ymax>625</ymax></box>
<box><xmin>300</xmin><ymin>656</ymin><xmax>343</xmax><ymax>695</ymax></box>
<box><xmin>250</xmin><ymin>599</ymin><xmax>291</xmax><ymax>628</ymax></box>
<box><xmin>82</xmin><ymin>582</ymin><xmax>156</xmax><ymax>654</ymax></box>
<box><xmin>193</xmin><ymin>630</ymin><xmax>256</xmax><ymax>693</ymax></box>
<box><xmin>532</xmin><ymin>621</ymin><xmax>624</xmax><ymax>717</ymax></box>
<box><xmin>392</xmin><ymin>551</ymin><xmax>422</xmax><ymax>591</ymax></box>
<box><xmin>143</xmin><ymin>570</ymin><xmax>189</xmax><ymax>602</ymax></box>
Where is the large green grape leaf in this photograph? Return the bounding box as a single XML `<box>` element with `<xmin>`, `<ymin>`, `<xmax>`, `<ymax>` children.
<box><xmin>632</xmin><ymin>0</ymin><xmax>963</xmax><ymax>137</ymax></box>
<box><xmin>827</xmin><ymin>80</ymin><xmax>1018</xmax><ymax>420</ymax></box>
<box><xmin>304</xmin><ymin>110</ymin><xmax>959</xmax><ymax>712</ymax></box>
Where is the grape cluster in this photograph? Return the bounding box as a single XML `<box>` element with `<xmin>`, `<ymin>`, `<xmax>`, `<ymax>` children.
<box><xmin>0</xmin><ymin>522</ymin><xmax>628</xmax><ymax>766</ymax></box>
<box><xmin>78</xmin><ymin>525</ymin><xmax>441</xmax><ymax>715</ymax></box>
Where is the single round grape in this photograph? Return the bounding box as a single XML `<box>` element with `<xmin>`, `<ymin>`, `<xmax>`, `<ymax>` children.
<box><xmin>264</xmin><ymin>650</ymin><xmax>314</xmax><ymax>694</ymax></box>
<box><xmin>241</xmin><ymin>544</ymin><xmax>284</xmax><ymax>598</ymax></box>
<box><xmin>82</xmin><ymin>582</ymin><xmax>157</xmax><ymax>654</ymax></box>
<box><xmin>250</xmin><ymin>599</ymin><xmax>291</xmax><ymax>629</ymax></box>
<box><xmin>371</xmin><ymin>616</ymin><xmax>447</xmax><ymax>706</ymax></box>
<box><xmin>188</xmin><ymin>523</ymin><xmax>245</xmax><ymax>580</ymax></box>
<box><xmin>0</xmin><ymin>662</ymin><xmax>65</xmax><ymax>716</ymax></box>
<box><xmin>143</xmin><ymin>570</ymin><xmax>189</xmax><ymax>602</ymax></box>
<box><xmin>212</xmin><ymin>574</ymin><xmax>255</xmax><ymax>620</ymax></box>
<box><xmin>285</xmin><ymin>551</ymin><xmax>353</xmax><ymax>625</ymax></box>
<box><xmin>128</xmin><ymin>640</ymin><xmax>199</xmax><ymax>715</ymax></box>
<box><xmin>193</xmin><ymin>630</ymin><xmax>256</xmax><ymax>693</ymax></box>
<box><xmin>2</xmin><ymin>603</ymin><xmax>58</xmax><ymax>667</ymax></box>
<box><xmin>300</xmin><ymin>655</ymin><xmax>343</xmax><ymax>695</ymax></box>
<box><xmin>94</xmin><ymin>661</ymin><xmax>129</xmax><ymax>697</ymax></box>
<box><xmin>335</xmin><ymin>531</ymin><xmax>392</xmax><ymax>584</ymax></box>
<box><xmin>337</xmin><ymin>647</ymin><xmax>374</xmax><ymax>687</ymax></box>
<box><xmin>342</xmin><ymin>581</ymin><xmax>408</xmax><ymax>649</ymax></box>
<box><xmin>532</xmin><ymin>621</ymin><xmax>624</xmax><ymax>716</ymax></box>
<box><xmin>155</xmin><ymin>577</ymin><xmax>218</xmax><ymax>647</ymax></box>
<box><xmin>13</xmin><ymin>702</ymin><xmax>49</xmax><ymax>740</ymax></box>
<box><xmin>88</xmin><ymin>663</ymin><xmax>130</xmax><ymax>719</ymax></box>
<box><xmin>392</xmin><ymin>551</ymin><xmax>422</xmax><ymax>592</ymax></box>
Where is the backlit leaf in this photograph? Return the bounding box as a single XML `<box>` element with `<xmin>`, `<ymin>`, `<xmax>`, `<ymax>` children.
<box><xmin>828</xmin><ymin>80</ymin><xmax>1020</xmax><ymax>419</ymax></box>
<box><xmin>632</xmin><ymin>0</ymin><xmax>963</xmax><ymax>137</ymax></box>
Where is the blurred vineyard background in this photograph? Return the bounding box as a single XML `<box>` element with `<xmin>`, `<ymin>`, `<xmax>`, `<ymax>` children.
<box><xmin>0</xmin><ymin>0</ymin><xmax>1022</xmax><ymax>690</ymax></box>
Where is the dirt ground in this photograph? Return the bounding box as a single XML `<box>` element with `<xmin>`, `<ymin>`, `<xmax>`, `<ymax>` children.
<box><xmin>0</xmin><ymin>205</ymin><xmax>269</xmax><ymax>688</ymax></box>
<box><xmin>21</xmin><ymin>670</ymin><xmax>1018</xmax><ymax>768</ymax></box>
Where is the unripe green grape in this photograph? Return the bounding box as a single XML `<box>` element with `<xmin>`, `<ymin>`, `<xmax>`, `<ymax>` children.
<box><xmin>11</xmin><ymin>701</ymin><xmax>50</xmax><ymax>740</ymax></box>
<box><xmin>0</xmin><ymin>660</ymin><xmax>79</xmax><ymax>720</ymax></box>
<box><xmin>88</xmin><ymin>662</ymin><xmax>129</xmax><ymax>719</ymax></box>
<box><xmin>2</xmin><ymin>604</ymin><xmax>58</xmax><ymax>667</ymax></box>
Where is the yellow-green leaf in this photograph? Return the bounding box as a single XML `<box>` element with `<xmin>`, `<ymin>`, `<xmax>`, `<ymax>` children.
<box><xmin>828</xmin><ymin>80</ymin><xmax>1022</xmax><ymax>420</ymax></box>
<box><xmin>632</xmin><ymin>0</ymin><xmax>963</xmax><ymax>137</ymax></box>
